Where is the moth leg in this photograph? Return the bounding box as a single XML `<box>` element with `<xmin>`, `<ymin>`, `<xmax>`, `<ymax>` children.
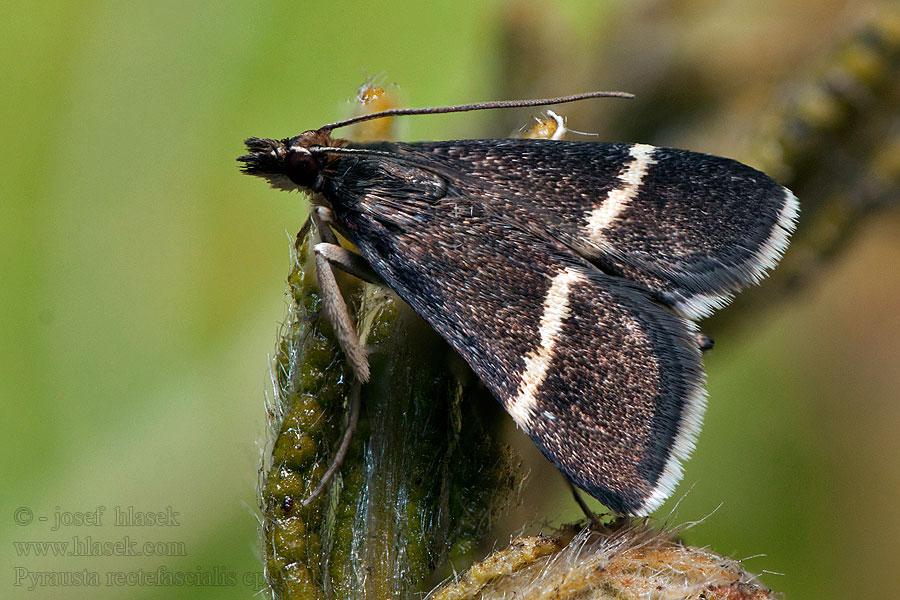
<box><xmin>299</xmin><ymin>380</ymin><xmax>361</xmax><ymax>507</ymax></box>
<box><xmin>306</xmin><ymin>214</ymin><xmax>383</xmax><ymax>506</ymax></box>
<box><xmin>310</xmin><ymin>205</ymin><xmax>340</xmax><ymax>245</ymax></box>
<box><xmin>301</xmin><ymin>241</ymin><xmax>371</xmax><ymax>506</ymax></box>
<box><xmin>568</xmin><ymin>481</ymin><xmax>604</xmax><ymax>529</ymax></box>
<box><xmin>315</xmin><ymin>242</ymin><xmax>383</xmax><ymax>286</ymax></box>
<box><xmin>314</xmin><ymin>243</ymin><xmax>371</xmax><ymax>382</ymax></box>
<box><xmin>311</xmin><ymin>205</ymin><xmax>385</xmax><ymax>285</ymax></box>
<box><xmin>296</xmin><ymin>215</ymin><xmax>312</xmax><ymax>245</ymax></box>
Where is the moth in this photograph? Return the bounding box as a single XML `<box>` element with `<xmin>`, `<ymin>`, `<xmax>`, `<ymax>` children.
<box><xmin>238</xmin><ymin>92</ymin><xmax>798</xmax><ymax>515</ymax></box>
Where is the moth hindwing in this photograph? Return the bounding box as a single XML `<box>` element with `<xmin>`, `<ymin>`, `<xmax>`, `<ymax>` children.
<box><xmin>238</xmin><ymin>93</ymin><xmax>798</xmax><ymax>515</ymax></box>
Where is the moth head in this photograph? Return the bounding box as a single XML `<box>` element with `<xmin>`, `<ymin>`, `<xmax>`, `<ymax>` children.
<box><xmin>237</xmin><ymin>130</ymin><xmax>336</xmax><ymax>193</ymax></box>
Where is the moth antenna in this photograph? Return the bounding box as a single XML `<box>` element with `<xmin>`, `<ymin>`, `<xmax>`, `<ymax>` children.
<box><xmin>318</xmin><ymin>90</ymin><xmax>634</xmax><ymax>132</ymax></box>
<box><xmin>309</xmin><ymin>146</ymin><xmax>401</xmax><ymax>159</ymax></box>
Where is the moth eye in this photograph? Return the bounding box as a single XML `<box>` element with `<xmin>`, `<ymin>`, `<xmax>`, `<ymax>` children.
<box><xmin>283</xmin><ymin>151</ymin><xmax>319</xmax><ymax>188</ymax></box>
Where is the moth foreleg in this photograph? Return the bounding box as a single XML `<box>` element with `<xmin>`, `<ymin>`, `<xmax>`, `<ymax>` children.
<box><xmin>302</xmin><ymin>236</ymin><xmax>374</xmax><ymax>506</ymax></box>
<box><xmin>314</xmin><ymin>241</ymin><xmax>383</xmax><ymax>286</ymax></box>
<box><xmin>310</xmin><ymin>205</ymin><xmax>340</xmax><ymax>246</ymax></box>
<box><xmin>310</xmin><ymin>206</ymin><xmax>383</xmax><ymax>284</ymax></box>
<box><xmin>314</xmin><ymin>243</ymin><xmax>372</xmax><ymax>382</ymax></box>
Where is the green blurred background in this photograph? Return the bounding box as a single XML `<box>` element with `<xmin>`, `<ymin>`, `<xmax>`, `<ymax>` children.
<box><xmin>3</xmin><ymin>1</ymin><xmax>899</xmax><ymax>598</ymax></box>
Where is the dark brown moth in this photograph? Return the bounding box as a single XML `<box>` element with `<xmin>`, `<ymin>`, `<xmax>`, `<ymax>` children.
<box><xmin>238</xmin><ymin>92</ymin><xmax>798</xmax><ymax>515</ymax></box>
